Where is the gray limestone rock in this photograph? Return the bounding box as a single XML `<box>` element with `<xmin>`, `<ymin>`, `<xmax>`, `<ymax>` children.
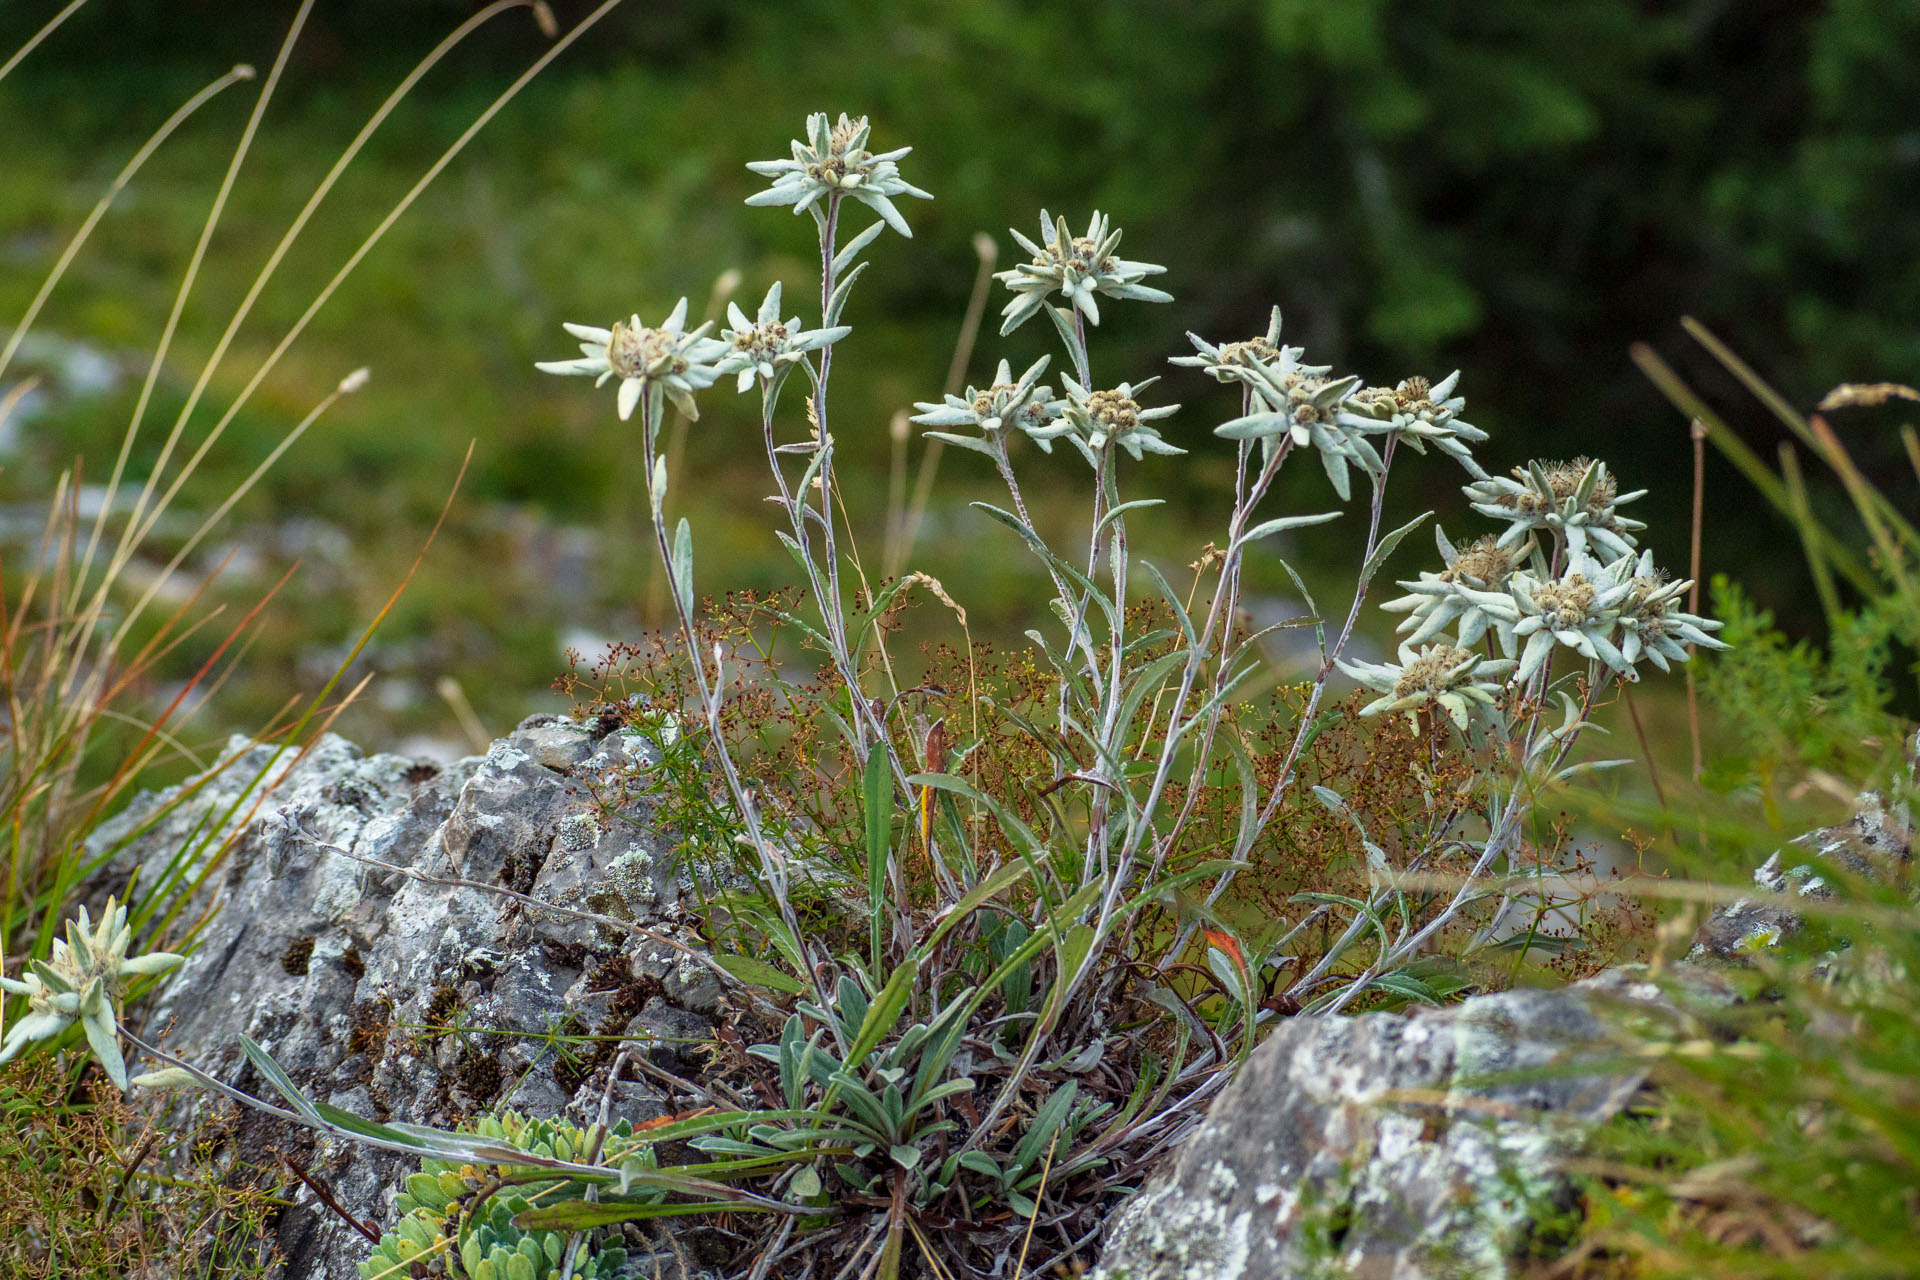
<box><xmin>1093</xmin><ymin>973</ymin><xmax>1665</xmax><ymax>1280</ymax></box>
<box><xmin>98</xmin><ymin>716</ymin><xmax>712</xmax><ymax>1280</ymax></box>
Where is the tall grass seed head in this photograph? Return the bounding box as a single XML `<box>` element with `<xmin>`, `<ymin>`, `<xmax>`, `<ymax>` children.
<box><xmin>745</xmin><ymin>112</ymin><xmax>931</xmax><ymax>237</ymax></box>
<box><xmin>911</xmin><ymin>355</ymin><xmax>1058</xmax><ymax>454</ymax></box>
<box><xmin>0</xmin><ymin>896</ymin><xmax>183</xmax><ymax>1092</ymax></box>
<box><xmin>1338</xmin><ymin>643</ymin><xmax>1517</xmax><ymax>732</ymax></box>
<box><xmin>1464</xmin><ymin>457</ymin><xmax>1647</xmax><ymax>560</ymax></box>
<box><xmin>717</xmin><ymin>280</ymin><xmax>850</xmax><ymax>395</ymax></box>
<box><xmin>1027</xmin><ymin>376</ymin><xmax>1182</xmax><ymax>464</ymax></box>
<box><xmin>1339</xmin><ymin>370</ymin><xmax>1490</xmax><ymax>478</ymax></box>
<box><xmin>995</xmin><ymin>209</ymin><xmax>1172</xmax><ymax>335</ymax></box>
<box><xmin>536</xmin><ymin>298</ymin><xmax>729</xmax><ymax>422</ymax></box>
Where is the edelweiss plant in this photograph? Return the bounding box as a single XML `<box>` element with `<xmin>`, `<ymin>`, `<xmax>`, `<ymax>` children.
<box><xmin>36</xmin><ymin>109</ymin><xmax>1731</xmax><ymax>1280</ymax></box>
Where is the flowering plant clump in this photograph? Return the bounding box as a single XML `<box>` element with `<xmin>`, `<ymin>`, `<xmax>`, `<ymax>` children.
<box><xmin>34</xmin><ymin>110</ymin><xmax>1735</xmax><ymax>1280</ymax></box>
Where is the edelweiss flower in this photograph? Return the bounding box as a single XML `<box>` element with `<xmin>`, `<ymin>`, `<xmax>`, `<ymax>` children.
<box><xmin>1379</xmin><ymin>526</ymin><xmax>1536</xmax><ymax>654</ymax></box>
<box><xmin>910</xmin><ymin>356</ymin><xmax>1058</xmax><ymax>456</ymax></box>
<box><xmin>536</xmin><ymin>299</ymin><xmax>730</xmax><ymax>422</ymax></box>
<box><xmin>1170</xmin><ymin>307</ymin><xmax>1305</xmax><ymax>396</ymax></box>
<box><xmin>745</xmin><ymin>112</ymin><xmax>932</xmax><ymax>238</ymax></box>
<box><xmin>996</xmin><ymin>210</ymin><xmax>1171</xmax><ymax>335</ymax></box>
<box><xmin>1025</xmin><ymin>377</ymin><xmax>1181</xmax><ymax>465</ymax></box>
<box><xmin>1214</xmin><ymin>361</ymin><xmax>1376</xmax><ymax>500</ymax></box>
<box><xmin>1340</xmin><ymin>643</ymin><xmax>1517</xmax><ymax>732</ymax></box>
<box><xmin>1616</xmin><ymin>549</ymin><xmax>1729</xmax><ymax>671</ymax></box>
<box><xmin>1340</xmin><ymin>371</ymin><xmax>1489</xmax><ymax>478</ymax></box>
<box><xmin>716</xmin><ymin>281</ymin><xmax>849</xmax><ymax>395</ymax></box>
<box><xmin>1502</xmin><ymin>553</ymin><xmax>1640</xmax><ymax>684</ymax></box>
<box><xmin>0</xmin><ymin>897</ymin><xmax>182</xmax><ymax>1092</ymax></box>
<box><xmin>1464</xmin><ymin>457</ymin><xmax>1647</xmax><ymax>561</ymax></box>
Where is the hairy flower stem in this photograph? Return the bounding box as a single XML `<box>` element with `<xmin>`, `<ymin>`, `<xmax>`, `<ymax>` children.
<box><xmin>639</xmin><ymin>393</ymin><xmax>817</xmax><ymax>996</ymax></box>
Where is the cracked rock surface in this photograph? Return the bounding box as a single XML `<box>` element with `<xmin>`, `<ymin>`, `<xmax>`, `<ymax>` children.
<box><xmin>99</xmin><ymin>715</ymin><xmax>715</xmax><ymax>1280</ymax></box>
<box><xmin>1093</xmin><ymin>974</ymin><xmax>1663</xmax><ymax>1280</ymax></box>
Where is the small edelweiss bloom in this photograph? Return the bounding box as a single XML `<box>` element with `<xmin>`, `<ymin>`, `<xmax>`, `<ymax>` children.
<box><xmin>716</xmin><ymin>281</ymin><xmax>850</xmax><ymax>394</ymax></box>
<box><xmin>1339</xmin><ymin>371</ymin><xmax>1490</xmax><ymax>479</ymax></box>
<box><xmin>1617</xmin><ymin>549</ymin><xmax>1730</xmax><ymax>671</ymax></box>
<box><xmin>1379</xmin><ymin>526</ymin><xmax>1536</xmax><ymax>654</ymax></box>
<box><xmin>1463</xmin><ymin>457</ymin><xmax>1648</xmax><ymax>561</ymax></box>
<box><xmin>1506</xmin><ymin>553</ymin><xmax>1641</xmax><ymax>684</ymax></box>
<box><xmin>1214</xmin><ymin>359</ymin><xmax>1377</xmax><ymax>500</ymax></box>
<box><xmin>1026</xmin><ymin>377</ymin><xmax>1181</xmax><ymax>465</ymax></box>
<box><xmin>745</xmin><ymin>112</ymin><xmax>932</xmax><ymax>237</ymax></box>
<box><xmin>1340</xmin><ymin>643</ymin><xmax>1517</xmax><ymax>732</ymax></box>
<box><xmin>0</xmin><ymin>896</ymin><xmax>182</xmax><ymax>1093</ymax></box>
<box><xmin>910</xmin><ymin>356</ymin><xmax>1056</xmax><ymax>456</ymax></box>
<box><xmin>1170</xmin><ymin>307</ymin><xmax>1305</xmax><ymax>394</ymax></box>
<box><xmin>995</xmin><ymin>210</ymin><xmax>1171</xmax><ymax>335</ymax></box>
<box><xmin>536</xmin><ymin>298</ymin><xmax>730</xmax><ymax>423</ymax></box>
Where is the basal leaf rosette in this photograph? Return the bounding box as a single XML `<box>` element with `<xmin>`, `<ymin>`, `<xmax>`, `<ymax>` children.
<box><xmin>1340</xmin><ymin>643</ymin><xmax>1517</xmax><ymax>732</ymax></box>
<box><xmin>1464</xmin><ymin>457</ymin><xmax>1647</xmax><ymax>561</ymax></box>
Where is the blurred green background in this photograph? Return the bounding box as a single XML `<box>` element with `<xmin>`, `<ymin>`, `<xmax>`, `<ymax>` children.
<box><xmin>1</xmin><ymin>0</ymin><xmax>1914</xmax><ymax>756</ymax></box>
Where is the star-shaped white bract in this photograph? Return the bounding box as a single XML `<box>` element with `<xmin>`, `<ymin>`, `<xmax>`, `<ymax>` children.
<box><xmin>1617</xmin><ymin>549</ymin><xmax>1729</xmax><ymax>672</ymax></box>
<box><xmin>1025</xmin><ymin>377</ymin><xmax>1182</xmax><ymax>466</ymax></box>
<box><xmin>1464</xmin><ymin>457</ymin><xmax>1647</xmax><ymax>562</ymax></box>
<box><xmin>536</xmin><ymin>298</ymin><xmax>730</xmax><ymax>422</ymax></box>
<box><xmin>995</xmin><ymin>210</ymin><xmax>1172</xmax><ymax>336</ymax></box>
<box><xmin>1339</xmin><ymin>643</ymin><xmax>1517</xmax><ymax>732</ymax></box>
<box><xmin>911</xmin><ymin>356</ymin><xmax>1059</xmax><ymax>457</ymax></box>
<box><xmin>0</xmin><ymin>897</ymin><xmax>183</xmax><ymax>1092</ymax></box>
<box><xmin>716</xmin><ymin>281</ymin><xmax>849</xmax><ymax>396</ymax></box>
<box><xmin>1379</xmin><ymin>525</ymin><xmax>1536</xmax><ymax>655</ymax></box>
<box><xmin>1340</xmin><ymin>371</ymin><xmax>1490</xmax><ymax>479</ymax></box>
<box><xmin>746</xmin><ymin>112</ymin><xmax>932</xmax><ymax>238</ymax></box>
